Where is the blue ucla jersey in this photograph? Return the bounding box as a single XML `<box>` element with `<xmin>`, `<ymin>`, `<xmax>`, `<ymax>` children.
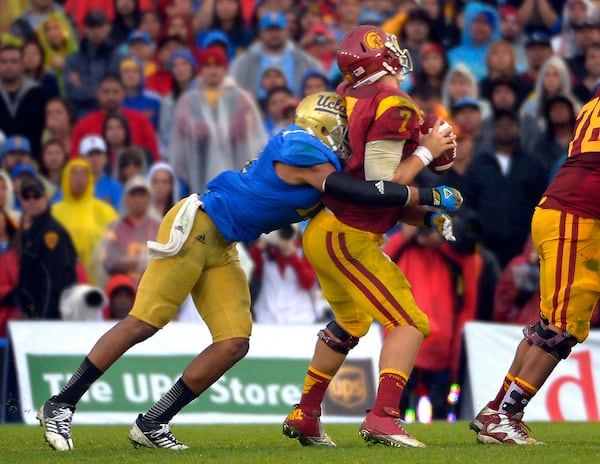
<box><xmin>201</xmin><ymin>124</ymin><xmax>343</xmax><ymax>243</ymax></box>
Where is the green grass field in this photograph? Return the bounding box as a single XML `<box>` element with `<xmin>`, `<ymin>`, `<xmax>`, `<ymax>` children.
<box><xmin>1</xmin><ymin>421</ymin><xmax>599</xmax><ymax>464</ymax></box>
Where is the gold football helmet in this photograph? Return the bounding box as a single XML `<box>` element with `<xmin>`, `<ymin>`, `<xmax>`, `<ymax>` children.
<box><xmin>294</xmin><ymin>92</ymin><xmax>350</xmax><ymax>160</ymax></box>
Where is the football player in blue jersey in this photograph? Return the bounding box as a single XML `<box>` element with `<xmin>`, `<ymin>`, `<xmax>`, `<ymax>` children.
<box><xmin>37</xmin><ymin>91</ymin><xmax>462</xmax><ymax>451</ymax></box>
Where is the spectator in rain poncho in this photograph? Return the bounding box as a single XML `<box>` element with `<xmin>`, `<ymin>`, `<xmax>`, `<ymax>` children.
<box><xmin>168</xmin><ymin>46</ymin><xmax>267</xmax><ymax>193</ymax></box>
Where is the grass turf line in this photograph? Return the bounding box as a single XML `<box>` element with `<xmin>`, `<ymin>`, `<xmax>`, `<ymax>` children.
<box><xmin>1</xmin><ymin>421</ymin><xmax>599</xmax><ymax>464</ymax></box>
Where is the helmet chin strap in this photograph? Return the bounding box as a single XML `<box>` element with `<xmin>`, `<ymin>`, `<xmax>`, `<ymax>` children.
<box><xmin>306</xmin><ymin>126</ymin><xmax>336</xmax><ymax>153</ymax></box>
<box><xmin>352</xmin><ymin>54</ymin><xmax>410</xmax><ymax>88</ymax></box>
<box><xmin>306</xmin><ymin>120</ymin><xmax>348</xmax><ymax>160</ymax></box>
<box><xmin>353</xmin><ymin>70</ymin><xmax>388</xmax><ymax>88</ymax></box>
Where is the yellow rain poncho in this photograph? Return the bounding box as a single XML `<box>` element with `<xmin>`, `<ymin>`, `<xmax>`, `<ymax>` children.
<box><xmin>52</xmin><ymin>159</ymin><xmax>117</xmax><ymax>281</ymax></box>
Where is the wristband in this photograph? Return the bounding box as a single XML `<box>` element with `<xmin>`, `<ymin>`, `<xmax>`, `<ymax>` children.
<box><xmin>423</xmin><ymin>211</ymin><xmax>435</xmax><ymax>228</ymax></box>
<box><xmin>417</xmin><ymin>188</ymin><xmax>436</xmax><ymax>206</ymax></box>
<box><xmin>412</xmin><ymin>146</ymin><xmax>433</xmax><ymax>166</ymax></box>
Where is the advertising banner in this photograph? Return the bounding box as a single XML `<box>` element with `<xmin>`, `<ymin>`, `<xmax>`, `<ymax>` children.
<box><xmin>8</xmin><ymin>321</ymin><xmax>382</xmax><ymax>425</ymax></box>
<box><xmin>464</xmin><ymin>321</ymin><xmax>600</xmax><ymax>421</ymax></box>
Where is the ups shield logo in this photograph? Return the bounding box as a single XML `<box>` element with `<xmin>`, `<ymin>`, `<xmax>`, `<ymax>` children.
<box><xmin>323</xmin><ymin>359</ymin><xmax>375</xmax><ymax>416</ymax></box>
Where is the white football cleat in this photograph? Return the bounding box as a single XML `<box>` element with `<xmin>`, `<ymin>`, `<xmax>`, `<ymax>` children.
<box><xmin>477</xmin><ymin>412</ymin><xmax>544</xmax><ymax>445</ymax></box>
<box><xmin>129</xmin><ymin>414</ymin><xmax>189</xmax><ymax>450</ymax></box>
<box><xmin>38</xmin><ymin>397</ymin><xmax>75</xmax><ymax>451</ymax></box>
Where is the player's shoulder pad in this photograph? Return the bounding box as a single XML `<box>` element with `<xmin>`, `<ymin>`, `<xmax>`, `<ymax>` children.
<box><xmin>279</xmin><ymin>126</ymin><xmax>342</xmax><ymax>170</ymax></box>
<box><xmin>376</xmin><ymin>88</ymin><xmax>421</xmax><ymax>121</ymax></box>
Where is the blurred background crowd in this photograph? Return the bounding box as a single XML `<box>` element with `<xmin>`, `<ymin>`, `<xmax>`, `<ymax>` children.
<box><xmin>1</xmin><ymin>0</ymin><xmax>600</xmax><ymax>420</ymax></box>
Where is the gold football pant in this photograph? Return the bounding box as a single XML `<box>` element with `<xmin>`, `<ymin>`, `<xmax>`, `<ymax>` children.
<box><xmin>303</xmin><ymin>209</ymin><xmax>429</xmax><ymax>338</ymax></box>
<box><xmin>130</xmin><ymin>199</ymin><xmax>252</xmax><ymax>341</ymax></box>
<box><xmin>532</xmin><ymin>207</ymin><xmax>600</xmax><ymax>342</ymax></box>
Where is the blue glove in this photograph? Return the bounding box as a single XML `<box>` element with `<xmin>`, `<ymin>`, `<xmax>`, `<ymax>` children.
<box><xmin>426</xmin><ymin>211</ymin><xmax>456</xmax><ymax>241</ymax></box>
<box><xmin>432</xmin><ymin>185</ymin><xmax>463</xmax><ymax>211</ymax></box>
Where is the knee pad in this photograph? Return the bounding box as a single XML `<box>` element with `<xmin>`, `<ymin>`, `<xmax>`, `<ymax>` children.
<box><xmin>523</xmin><ymin>321</ymin><xmax>575</xmax><ymax>360</ymax></box>
<box><xmin>318</xmin><ymin>320</ymin><xmax>360</xmax><ymax>355</ymax></box>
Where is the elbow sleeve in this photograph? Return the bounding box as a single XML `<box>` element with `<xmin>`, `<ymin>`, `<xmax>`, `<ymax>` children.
<box><xmin>323</xmin><ymin>172</ymin><xmax>410</xmax><ymax>207</ymax></box>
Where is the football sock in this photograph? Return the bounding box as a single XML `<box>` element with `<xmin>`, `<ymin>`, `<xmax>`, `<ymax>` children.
<box><xmin>54</xmin><ymin>356</ymin><xmax>103</xmax><ymax>406</ymax></box>
<box><xmin>144</xmin><ymin>377</ymin><xmax>197</xmax><ymax>423</ymax></box>
<box><xmin>372</xmin><ymin>368</ymin><xmax>408</xmax><ymax>416</ymax></box>
<box><xmin>487</xmin><ymin>373</ymin><xmax>515</xmax><ymax>410</ymax></box>
<box><xmin>499</xmin><ymin>377</ymin><xmax>538</xmax><ymax>417</ymax></box>
<box><xmin>298</xmin><ymin>366</ymin><xmax>333</xmax><ymax>413</ymax></box>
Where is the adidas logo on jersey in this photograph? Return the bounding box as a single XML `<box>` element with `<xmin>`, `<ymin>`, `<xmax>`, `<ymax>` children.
<box><xmin>195</xmin><ymin>234</ymin><xmax>206</xmax><ymax>244</ymax></box>
<box><xmin>375</xmin><ymin>180</ymin><xmax>385</xmax><ymax>195</ymax></box>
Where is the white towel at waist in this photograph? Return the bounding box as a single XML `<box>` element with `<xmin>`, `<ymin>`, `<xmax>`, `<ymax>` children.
<box><xmin>147</xmin><ymin>194</ymin><xmax>202</xmax><ymax>259</ymax></box>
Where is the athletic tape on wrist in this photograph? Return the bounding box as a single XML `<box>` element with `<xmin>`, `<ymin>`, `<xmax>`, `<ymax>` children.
<box><xmin>412</xmin><ymin>146</ymin><xmax>433</xmax><ymax>166</ymax></box>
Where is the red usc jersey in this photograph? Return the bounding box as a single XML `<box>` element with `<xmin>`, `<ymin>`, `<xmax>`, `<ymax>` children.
<box><xmin>323</xmin><ymin>82</ymin><xmax>423</xmax><ymax>233</ymax></box>
<box><xmin>539</xmin><ymin>95</ymin><xmax>600</xmax><ymax>219</ymax></box>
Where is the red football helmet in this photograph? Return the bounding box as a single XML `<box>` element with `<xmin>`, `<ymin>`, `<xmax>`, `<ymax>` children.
<box><xmin>336</xmin><ymin>25</ymin><xmax>413</xmax><ymax>88</ymax></box>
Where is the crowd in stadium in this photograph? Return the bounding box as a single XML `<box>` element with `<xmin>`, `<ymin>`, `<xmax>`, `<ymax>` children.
<box><xmin>1</xmin><ymin>0</ymin><xmax>600</xmax><ymax>422</ymax></box>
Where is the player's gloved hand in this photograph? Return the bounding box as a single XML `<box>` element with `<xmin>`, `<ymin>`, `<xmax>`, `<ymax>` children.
<box><xmin>426</xmin><ymin>211</ymin><xmax>456</xmax><ymax>241</ymax></box>
<box><xmin>431</xmin><ymin>185</ymin><xmax>463</xmax><ymax>211</ymax></box>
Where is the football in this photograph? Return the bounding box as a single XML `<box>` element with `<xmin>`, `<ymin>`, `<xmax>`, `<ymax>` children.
<box><xmin>420</xmin><ymin>114</ymin><xmax>456</xmax><ymax>175</ymax></box>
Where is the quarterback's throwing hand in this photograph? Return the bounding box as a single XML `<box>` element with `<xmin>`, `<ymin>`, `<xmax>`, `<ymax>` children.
<box><xmin>432</xmin><ymin>185</ymin><xmax>463</xmax><ymax>211</ymax></box>
<box><xmin>427</xmin><ymin>212</ymin><xmax>456</xmax><ymax>241</ymax></box>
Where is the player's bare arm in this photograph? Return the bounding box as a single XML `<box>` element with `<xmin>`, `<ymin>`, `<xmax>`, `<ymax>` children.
<box><xmin>396</xmin><ymin>205</ymin><xmax>431</xmax><ymax>226</ymax></box>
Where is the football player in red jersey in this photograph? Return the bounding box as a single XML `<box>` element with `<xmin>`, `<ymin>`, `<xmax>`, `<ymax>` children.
<box><xmin>470</xmin><ymin>87</ymin><xmax>600</xmax><ymax>445</ymax></box>
<box><xmin>283</xmin><ymin>25</ymin><xmax>459</xmax><ymax>448</ymax></box>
